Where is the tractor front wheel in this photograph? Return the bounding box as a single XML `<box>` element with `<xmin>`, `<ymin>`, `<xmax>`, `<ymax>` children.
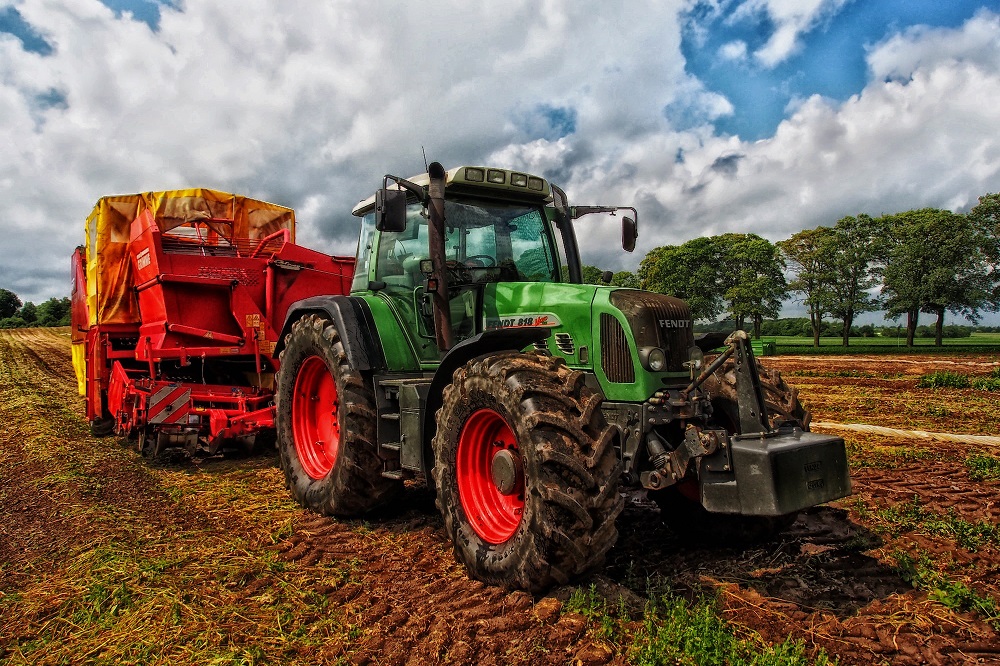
<box><xmin>275</xmin><ymin>314</ymin><xmax>399</xmax><ymax>516</ymax></box>
<box><xmin>432</xmin><ymin>352</ymin><xmax>622</xmax><ymax>593</ymax></box>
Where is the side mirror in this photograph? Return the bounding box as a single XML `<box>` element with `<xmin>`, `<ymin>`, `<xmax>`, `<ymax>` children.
<box><xmin>376</xmin><ymin>188</ymin><xmax>407</xmax><ymax>232</ymax></box>
<box><xmin>622</xmin><ymin>216</ymin><xmax>637</xmax><ymax>253</ymax></box>
<box><xmin>601</xmin><ymin>270</ymin><xmax>614</xmax><ymax>284</ymax></box>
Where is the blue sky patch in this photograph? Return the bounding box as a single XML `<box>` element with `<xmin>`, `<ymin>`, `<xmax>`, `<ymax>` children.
<box><xmin>98</xmin><ymin>0</ymin><xmax>171</xmax><ymax>32</ymax></box>
<box><xmin>0</xmin><ymin>6</ymin><xmax>53</xmax><ymax>55</ymax></box>
<box><xmin>516</xmin><ymin>103</ymin><xmax>578</xmax><ymax>141</ymax></box>
<box><xmin>682</xmin><ymin>0</ymin><xmax>990</xmax><ymax>140</ymax></box>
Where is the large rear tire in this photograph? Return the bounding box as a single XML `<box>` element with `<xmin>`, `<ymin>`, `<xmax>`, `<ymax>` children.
<box><xmin>432</xmin><ymin>352</ymin><xmax>622</xmax><ymax>593</ymax></box>
<box><xmin>651</xmin><ymin>358</ymin><xmax>807</xmax><ymax>543</ymax></box>
<box><xmin>275</xmin><ymin>314</ymin><xmax>400</xmax><ymax>516</ymax></box>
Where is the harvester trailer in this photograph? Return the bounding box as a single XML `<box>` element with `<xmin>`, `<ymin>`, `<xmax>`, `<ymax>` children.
<box><xmin>273</xmin><ymin>162</ymin><xmax>852</xmax><ymax>592</ymax></box>
<box><xmin>72</xmin><ymin>189</ymin><xmax>353</xmax><ymax>456</ymax></box>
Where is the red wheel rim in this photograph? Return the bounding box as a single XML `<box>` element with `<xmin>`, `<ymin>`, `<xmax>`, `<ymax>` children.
<box><xmin>457</xmin><ymin>408</ymin><xmax>524</xmax><ymax>544</ymax></box>
<box><xmin>291</xmin><ymin>355</ymin><xmax>339</xmax><ymax>480</ymax></box>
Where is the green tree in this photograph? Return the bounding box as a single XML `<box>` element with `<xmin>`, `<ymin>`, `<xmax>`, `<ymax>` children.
<box><xmin>610</xmin><ymin>271</ymin><xmax>639</xmax><ymax>289</ymax></box>
<box><xmin>717</xmin><ymin>233</ymin><xmax>787</xmax><ymax>339</ymax></box>
<box><xmin>579</xmin><ymin>265</ymin><xmax>610</xmax><ymax>285</ymax></box>
<box><xmin>19</xmin><ymin>301</ymin><xmax>37</xmax><ymax>324</ymax></box>
<box><xmin>0</xmin><ymin>288</ymin><xmax>21</xmax><ymax>320</ymax></box>
<box><xmin>822</xmin><ymin>214</ymin><xmax>880</xmax><ymax>346</ymax></box>
<box><xmin>778</xmin><ymin>227</ymin><xmax>835</xmax><ymax>347</ymax></box>
<box><xmin>639</xmin><ymin>237</ymin><xmax>726</xmax><ymax>321</ymax></box>
<box><xmin>36</xmin><ymin>297</ymin><xmax>71</xmax><ymax>326</ymax></box>
<box><xmin>968</xmin><ymin>192</ymin><xmax>1000</xmax><ymax>304</ymax></box>
<box><xmin>639</xmin><ymin>234</ymin><xmax>786</xmax><ymax>335</ymax></box>
<box><xmin>882</xmin><ymin>208</ymin><xmax>997</xmax><ymax>346</ymax></box>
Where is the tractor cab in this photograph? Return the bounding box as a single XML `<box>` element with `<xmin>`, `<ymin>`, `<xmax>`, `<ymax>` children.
<box><xmin>350</xmin><ymin>164</ymin><xmax>635</xmax><ymax>363</ymax></box>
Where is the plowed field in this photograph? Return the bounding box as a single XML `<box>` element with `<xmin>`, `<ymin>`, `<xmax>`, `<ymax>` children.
<box><xmin>1</xmin><ymin>329</ymin><xmax>999</xmax><ymax>664</ymax></box>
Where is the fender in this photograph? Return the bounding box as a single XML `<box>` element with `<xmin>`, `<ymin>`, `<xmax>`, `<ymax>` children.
<box><xmin>420</xmin><ymin>327</ymin><xmax>550</xmax><ymax>477</ymax></box>
<box><xmin>275</xmin><ymin>295</ymin><xmax>386</xmax><ymax>372</ymax></box>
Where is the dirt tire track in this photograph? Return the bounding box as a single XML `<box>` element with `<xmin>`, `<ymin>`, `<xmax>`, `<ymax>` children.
<box><xmin>273</xmin><ymin>506</ymin><xmax>609</xmax><ymax>665</ymax></box>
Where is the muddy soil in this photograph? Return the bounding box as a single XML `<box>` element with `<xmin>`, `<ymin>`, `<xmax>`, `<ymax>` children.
<box><xmin>1</xmin><ymin>331</ymin><xmax>998</xmax><ymax>664</ymax></box>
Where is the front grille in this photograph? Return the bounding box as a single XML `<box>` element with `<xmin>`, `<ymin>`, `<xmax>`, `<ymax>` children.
<box><xmin>608</xmin><ymin>290</ymin><xmax>693</xmax><ymax>372</ymax></box>
<box><xmin>600</xmin><ymin>313</ymin><xmax>634</xmax><ymax>383</ymax></box>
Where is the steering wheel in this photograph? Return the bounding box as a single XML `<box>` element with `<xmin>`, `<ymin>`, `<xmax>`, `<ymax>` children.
<box><xmin>464</xmin><ymin>254</ymin><xmax>497</xmax><ymax>267</ymax></box>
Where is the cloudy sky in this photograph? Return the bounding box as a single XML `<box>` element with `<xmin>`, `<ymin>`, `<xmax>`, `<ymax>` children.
<box><xmin>2</xmin><ymin>0</ymin><xmax>999</xmax><ymax>322</ymax></box>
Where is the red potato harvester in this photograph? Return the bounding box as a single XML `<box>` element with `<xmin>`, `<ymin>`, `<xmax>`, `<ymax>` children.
<box><xmin>71</xmin><ymin>189</ymin><xmax>353</xmax><ymax>456</ymax></box>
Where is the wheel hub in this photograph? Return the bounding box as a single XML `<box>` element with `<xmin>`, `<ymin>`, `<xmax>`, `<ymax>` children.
<box><xmin>491</xmin><ymin>448</ymin><xmax>522</xmax><ymax>495</ymax></box>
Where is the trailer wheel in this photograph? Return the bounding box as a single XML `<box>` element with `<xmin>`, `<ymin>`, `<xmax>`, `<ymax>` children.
<box><xmin>650</xmin><ymin>359</ymin><xmax>806</xmax><ymax>543</ymax></box>
<box><xmin>432</xmin><ymin>352</ymin><xmax>622</xmax><ymax>593</ymax></box>
<box><xmin>89</xmin><ymin>417</ymin><xmax>115</xmax><ymax>437</ymax></box>
<box><xmin>275</xmin><ymin>314</ymin><xmax>399</xmax><ymax>516</ymax></box>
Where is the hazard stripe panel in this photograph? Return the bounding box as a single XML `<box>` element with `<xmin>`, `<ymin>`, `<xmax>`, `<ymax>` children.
<box><xmin>148</xmin><ymin>384</ymin><xmax>192</xmax><ymax>424</ymax></box>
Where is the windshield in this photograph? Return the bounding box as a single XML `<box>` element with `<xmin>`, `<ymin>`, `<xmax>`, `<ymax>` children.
<box><xmin>375</xmin><ymin>199</ymin><xmax>560</xmax><ymax>284</ymax></box>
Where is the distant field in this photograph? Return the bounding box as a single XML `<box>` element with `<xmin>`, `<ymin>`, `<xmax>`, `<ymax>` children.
<box><xmin>770</xmin><ymin>332</ymin><xmax>1000</xmax><ymax>354</ymax></box>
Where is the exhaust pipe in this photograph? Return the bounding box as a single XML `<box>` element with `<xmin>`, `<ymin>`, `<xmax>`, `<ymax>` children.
<box><xmin>426</xmin><ymin>162</ymin><xmax>453</xmax><ymax>351</ymax></box>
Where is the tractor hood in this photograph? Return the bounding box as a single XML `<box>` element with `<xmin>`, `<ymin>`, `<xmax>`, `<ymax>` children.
<box><xmin>483</xmin><ymin>281</ymin><xmax>599</xmax><ymax>335</ymax></box>
<box><xmin>480</xmin><ymin>282</ymin><xmax>695</xmax><ymax>400</ymax></box>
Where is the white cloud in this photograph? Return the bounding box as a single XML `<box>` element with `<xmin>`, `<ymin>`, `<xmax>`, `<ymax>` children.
<box><xmin>0</xmin><ymin>0</ymin><xmax>691</xmax><ymax>301</ymax></box>
<box><xmin>718</xmin><ymin>39</ymin><xmax>748</xmax><ymax>62</ymax></box>
<box><xmin>732</xmin><ymin>0</ymin><xmax>850</xmax><ymax>67</ymax></box>
<box><xmin>866</xmin><ymin>8</ymin><xmax>1000</xmax><ymax>82</ymax></box>
<box><xmin>543</xmin><ymin>9</ymin><xmax>1000</xmax><ymax>271</ymax></box>
<box><xmin>1</xmin><ymin>0</ymin><xmax>999</xmax><ymax>323</ymax></box>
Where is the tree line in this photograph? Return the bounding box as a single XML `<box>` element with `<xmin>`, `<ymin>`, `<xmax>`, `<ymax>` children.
<box><xmin>5</xmin><ymin>192</ymin><xmax>998</xmax><ymax>343</ymax></box>
<box><xmin>589</xmin><ymin>192</ymin><xmax>1000</xmax><ymax>347</ymax></box>
<box><xmin>0</xmin><ymin>289</ymin><xmax>71</xmax><ymax>329</ymax></box>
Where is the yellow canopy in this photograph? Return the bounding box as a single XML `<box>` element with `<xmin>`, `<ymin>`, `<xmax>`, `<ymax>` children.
<box><xmin>84</xmin><ymin>189</ymin><xmax>295</xmax><ymax>327</ymax></box>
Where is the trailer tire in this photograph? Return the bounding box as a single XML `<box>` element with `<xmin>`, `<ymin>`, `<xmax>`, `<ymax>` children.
<box><xmin>275</xmin><ymin>314</ymin><xmax>399</xmax><ymax>516</ymax></box>
<box><xmin>432</xmin><ymin>352</ymin><xmax>622</xmax><ymax>593</ymax></box>
<box><xmin>89</xmin><ymin>417</ymin><xmax>115</xmax><ymax>437</ymax></box>
<box><xmin>650</xmin><ymin>359</ymin><xmax>807</xmax><ymax>543</ymax></box>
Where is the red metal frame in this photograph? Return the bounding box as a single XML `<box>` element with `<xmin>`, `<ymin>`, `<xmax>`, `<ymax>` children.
<box><xmin>74</xmin><ymin>198</ymin><xmax>354</xmax><ymax>452</ymax></box>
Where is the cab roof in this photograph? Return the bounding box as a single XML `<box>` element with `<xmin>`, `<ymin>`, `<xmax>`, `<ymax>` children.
<box><xmin>352</xmin><ymin>166</ymin><xmax>552</xmax><ymax>216</ymax></box>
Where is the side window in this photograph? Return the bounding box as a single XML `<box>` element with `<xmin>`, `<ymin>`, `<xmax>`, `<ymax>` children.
<box><xmin>374</xmin><ymin>203</ymin><xmax>427</xmax><ymax>286</ymax></box>
<box><xmin>351</xmin><ymin>213</ymin><xmax>376</xmax><ymax>292</ymax></box>
<box><xmin>549</xmin><ymin>211</ymin><xmax>572</xmax><ymax>282</ymax></box>
<box><xmin>511</xmin><ymin>212</ymin><xmax>558</xmax><ymax>282</ymax></box>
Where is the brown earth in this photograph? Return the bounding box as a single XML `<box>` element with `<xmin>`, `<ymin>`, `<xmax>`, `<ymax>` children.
<box><xmin>1</xmin><ymin>329</ymin><xmax>999</xmax><ymax>664</ymax></box>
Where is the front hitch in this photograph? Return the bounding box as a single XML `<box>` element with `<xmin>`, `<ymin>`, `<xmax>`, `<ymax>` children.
<box><xmin>645</xmin><ymin>330</ymin><xmax>852</xmax><ymax>515</ymax></box>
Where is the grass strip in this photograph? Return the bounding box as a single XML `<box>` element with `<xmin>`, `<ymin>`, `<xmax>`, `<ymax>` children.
<box><xmin>563</xmin><ymin>584</ymin><xmax>836</xmax><ymax>666</ymax></box>
<box><xmin>853</xmin><ymin>496</ymin><xmax>1000</xmax><ymax>552</ymax></box>
<box><xmin>966</xmin><ymin>454</ymin><xmax>1000</xmax><ymax>482</ymax></box>
<box><xmin>892</xmin><ymin>549</ymin><xmax>1000</xmax><ymax>630</ymax></box>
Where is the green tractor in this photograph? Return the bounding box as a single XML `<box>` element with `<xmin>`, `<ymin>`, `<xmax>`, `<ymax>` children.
<box><xmin>274</xmin><ymin>162</ymin><xmax>851</xmax><ymax>592</ymax></box>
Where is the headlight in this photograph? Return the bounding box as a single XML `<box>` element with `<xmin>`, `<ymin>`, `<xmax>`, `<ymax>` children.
<box><xmin>639</xmin><ymin>346</ymin><xmax>667</xmax><ymax>372</ymax></box>
<box><xmin>686</xmin><ymin>345</ymin><xmax>704</xmax><ymax>373</ymax></box>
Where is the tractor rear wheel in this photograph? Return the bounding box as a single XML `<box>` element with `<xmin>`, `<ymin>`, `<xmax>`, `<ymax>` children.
<box><xmin>432</xmin><ymin>352</ymin><xmax>622</xmax><ymax>593</ymax></box>
<box><xmin>275</xmin><ymin>314</ymin><xmax>399</xmax><ymax>516</ymax></box>
<box><xmin>650</xmin><ymin>358</ymin><xmax>806</xmax><ymax>543</ymax></box>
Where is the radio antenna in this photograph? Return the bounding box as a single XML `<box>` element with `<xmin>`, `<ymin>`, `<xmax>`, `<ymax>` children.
<box><xmin>422</xmin><ymin>146</ymin><xmax>429</xmax><ymax>172</ymax></box>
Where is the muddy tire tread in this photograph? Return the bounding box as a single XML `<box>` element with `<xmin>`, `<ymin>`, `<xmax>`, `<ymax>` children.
<box><xmin>275</xmin><ymin>314</ymin><xmax>399</xmax><ymax>516</ymax></box>
<box><xmin>432</xmin><ymin>351</ymin><xmax>622</xmax><ymax>593</ymax></box>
